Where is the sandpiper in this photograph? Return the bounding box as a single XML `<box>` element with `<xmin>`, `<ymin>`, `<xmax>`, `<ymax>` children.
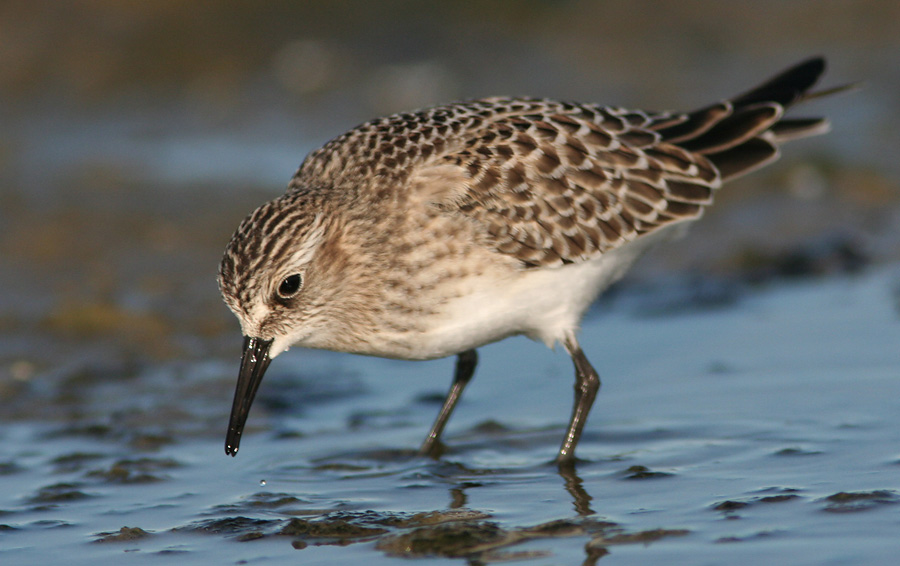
<box><xmin>219</xmin><ymin>57</ymin><xmax>842</xmax><ymax>467</ymax></box>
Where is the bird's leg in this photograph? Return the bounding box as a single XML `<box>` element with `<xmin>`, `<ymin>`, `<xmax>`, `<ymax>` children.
<box><xmin>557</xmin><ymin>335</ymin><xmax>601</xmax><ymax>468</ymax></box>
<box><xmin>419</xmin><ymin>349</ymin><xmax>478</xmax><ymax>458</ymax></box>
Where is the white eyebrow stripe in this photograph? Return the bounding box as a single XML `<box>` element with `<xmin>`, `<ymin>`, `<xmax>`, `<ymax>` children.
<box><xmin>286</xmin><ymin>213</ymin><xmax>326</xmax><ymax>269</ymax></box>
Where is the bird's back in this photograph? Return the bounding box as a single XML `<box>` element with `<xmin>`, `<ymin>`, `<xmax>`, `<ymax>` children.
<box><xmin>291</xmin><ymin>58</ymin><xmax>832</xmax><ymax>273</ymax></box>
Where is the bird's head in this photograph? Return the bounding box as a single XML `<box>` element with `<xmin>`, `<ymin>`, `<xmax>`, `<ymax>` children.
<box><xmin>217</xmin><ymin>191</ymin><xmax>350</xmax><ymax>456</ymax></box>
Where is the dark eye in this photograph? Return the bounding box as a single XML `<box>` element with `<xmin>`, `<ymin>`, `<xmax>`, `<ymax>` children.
<box><xmin>277</xmin><ymin>274</ymin><xmax>302</xmax><ymax>299</ymax></box>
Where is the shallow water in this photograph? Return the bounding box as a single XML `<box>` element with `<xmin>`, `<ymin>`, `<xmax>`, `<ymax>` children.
<box><xmin>2</xmin><ymin>267</ymin><xmax>899</xmax><ymax>565</ymax></box>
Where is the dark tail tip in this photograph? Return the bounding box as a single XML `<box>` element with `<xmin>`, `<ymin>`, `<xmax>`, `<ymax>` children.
<box><xmin>730</xmin><ymin>56</ymin><xmax>826</xmax><ymax>108</ymax></box>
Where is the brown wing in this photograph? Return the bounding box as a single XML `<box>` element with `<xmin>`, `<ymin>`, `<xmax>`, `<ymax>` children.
<box><xmin>291</xmin><ymin>58</ymin><xmax>833</xmax><ymax>268</ymax></box>
<box><xmin>421</xmin><ymin>58</ymin><xmax>831</xmax><ymax>268</ymax></box>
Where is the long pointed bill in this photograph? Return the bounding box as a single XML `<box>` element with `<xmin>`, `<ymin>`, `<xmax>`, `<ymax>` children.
<box><xmin>225</xmin><ymin>336</ymin><xmax>273</xmax><ymax>456</ymax></box>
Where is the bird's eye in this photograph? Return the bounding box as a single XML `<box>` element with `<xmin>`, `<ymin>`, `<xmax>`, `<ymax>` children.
<box><xmin>277</xmin><ymin>274</ymin><xmax>302</xmax><ymax>299</ymax></box>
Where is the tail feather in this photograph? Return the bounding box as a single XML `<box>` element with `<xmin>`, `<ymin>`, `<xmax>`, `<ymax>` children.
<box><xmin>679</xmin><ymin>103</ymin><xmax>781</xmax><ymax>155</ymax></box>
<box><xmin>654</xmin><ymin>57</ymin><xmax>843</xmax><ymax>181</ymax></box>
<box><xmin>730</xmin><ymin>57</ymin><xmax>826</xmax><ymax>108</ymax></box>
<box><xmin>766</xmin><ymin>117</ymin><xmax>831</xmax><ymax>143</ymax></box>
<box><xmin>707</xmin><ymin>137</ymin><xmax>779</xmax><ymax>180</ymax></box>
<box><xmin>654</xmin><ymin>103</ymin><xmax>730</xmax><ymax>144</ymax></box>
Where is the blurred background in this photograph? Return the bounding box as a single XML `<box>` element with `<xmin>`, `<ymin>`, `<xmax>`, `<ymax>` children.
<box><xmin>1</xmin><ymin>0</ymin><xmax>898</xmax><ymax>421</ymax></box>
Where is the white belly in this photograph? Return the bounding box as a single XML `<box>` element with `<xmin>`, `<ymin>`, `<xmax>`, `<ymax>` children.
<box><xmin>408</xmin><ymin>224</ymin><xmax>686</xmax><ymax>359</ymax></box>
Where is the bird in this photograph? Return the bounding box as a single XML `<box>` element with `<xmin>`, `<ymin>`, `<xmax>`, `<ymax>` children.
<box><xmin>218</xmin><ymin>57</ymin><xmax>844</xmax><ymax>468</ymax></box>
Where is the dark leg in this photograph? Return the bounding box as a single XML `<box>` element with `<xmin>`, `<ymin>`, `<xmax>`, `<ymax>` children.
<box><xmin>419</xmin><ymin>349</ymin><xmax>478</xmax><ymax>458</ymax></box>
<box><xmin>557</xmin><ymin>335</ymin><xmax>601</xmax><ymax>468</ymax></box>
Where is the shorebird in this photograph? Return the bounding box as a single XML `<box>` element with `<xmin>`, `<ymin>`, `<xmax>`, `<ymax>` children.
<box><xmin>219</xmin><ymin>57</ymin><xmax>842</xmax><ymax>467</ymax></box>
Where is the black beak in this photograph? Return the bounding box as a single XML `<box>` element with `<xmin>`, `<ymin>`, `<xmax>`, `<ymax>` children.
<box><xmin>225</xmin><ymin>336</ymin><xmax>273</xmax><ymax>456</ymax></box>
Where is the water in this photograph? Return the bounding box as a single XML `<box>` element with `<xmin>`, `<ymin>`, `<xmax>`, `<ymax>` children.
<box><xmin>2</xmin><ymin>268</ymin><xmax>899</xmax><ymax>565</ymax></box>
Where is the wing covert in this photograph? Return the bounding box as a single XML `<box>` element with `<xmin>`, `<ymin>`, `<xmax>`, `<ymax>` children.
<box><xmin>423</xmin><ymin>98</ymin><xmax>721</xmax><ymax>268</ymax></box>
